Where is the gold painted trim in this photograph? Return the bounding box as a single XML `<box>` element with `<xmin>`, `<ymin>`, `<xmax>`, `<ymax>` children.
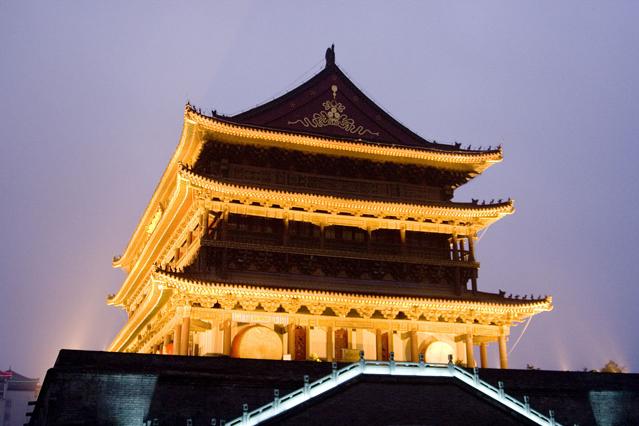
<box><xmin>157</xmin><ymin>270</ymin><xmax>552</xmax><ymax>316</ymax></box>
<box><xmin>188</xmin><ymin>109</ymin><xmax>502</xmax><ymax>172</ymax></box>
<box><xmin>181</xmin><ymin>167</ymin><xmax>514</xmax><ymax>219</ymax></box>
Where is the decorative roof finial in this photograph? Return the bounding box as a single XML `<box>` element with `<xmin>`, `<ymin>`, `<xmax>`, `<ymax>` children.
<box><xmin>325</xmin><ymin>44</ymin><xmax>335</xmax><ymax>66</ymax></box>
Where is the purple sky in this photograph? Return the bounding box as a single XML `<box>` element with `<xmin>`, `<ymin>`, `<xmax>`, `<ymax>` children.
<box><xmin>1</xmin><ymin>2</ymin><xmax>638</xmax><ymax>379</ymax></box>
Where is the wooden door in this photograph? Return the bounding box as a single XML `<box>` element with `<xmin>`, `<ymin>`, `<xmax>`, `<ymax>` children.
<box><xmin>381</xmin><ymin>332</ymin><xmax>390</xmax><ymax>361</ymax></box>
<box><xmin>334</xmin><ymin>328</ymin><xmax>349</xmax><ymax>361</ymax></box>
<box><xmin>294</xmin><ymin>326</ymin><xmax>307</xmax><ymax>360</ymax></box>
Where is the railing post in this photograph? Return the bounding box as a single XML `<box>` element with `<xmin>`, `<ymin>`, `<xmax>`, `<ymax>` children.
<box><xmin>331</xmin><ymin>361</ymin><xmax>338</xmax><ymax>380</ymax></box>
<box><xmin>242</xmin><ymin>404</ymin><xmax>248</xmax><ymax>424</ymax></box>
<box><xmin>498</xmin><ymin>381</ymin><xmax>504</xmax><ymax>399</ymax></box>
<box><xmin>359</xmin><ymin>351</ymin><xmax>365</xmax><ymax>370</ymax></box>
<box><xmin>523</xmin><ymin>395</ymin><xmax>530</xmax><ymax>413</ymax></box>
<box><xmin>274</xmin><ymin>389</ymin><xmax>280</xmax><ymax>408</ymax></box>
<box><xmin>210</xmin><ymin>419</ymin><xmax>217</xmax><ymax>426</ymax></box>
<box><xmin>472</xmin><ymin>367</ymin><xmax>479</xmax><ymax>385</ymax></box>
<box><xmin>303</xmin><ymin>375</ymin><xmax>310</xmax><ymax>395</ymax></box>
<box><xmin>187</xmin><ymin>419</ymin><xmax>193</xmax><ymax>426</ymax></box>
<box><xmin>549</xmin><ymin>410</ymin><xmax>555</xmax><ymax>426</ymax></box>
<box><xmin>418</xmin><ymin>352</ymin><xmax>425</xmax><ymax>369</ymax></box>
<box><xmin>389</xmin><ymin>351</ymin><xmax>396</xmax><ymax>372</ymax></box>
<box><xmin>447</xmin><ymin>354</ymin><xmax>454</xmax><ymax>373</ymax></box>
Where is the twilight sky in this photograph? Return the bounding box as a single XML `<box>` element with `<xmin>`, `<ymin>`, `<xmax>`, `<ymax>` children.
<box><xmin>1</xmin><ymin>1</ymin><xmax>638</xmax><ymax>379</ymax></box>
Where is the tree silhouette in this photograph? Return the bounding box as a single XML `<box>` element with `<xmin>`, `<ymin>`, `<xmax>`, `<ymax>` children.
<box><xmin>600</xmin><ymin>360</ymin><xmax>626</xmax><ymax>373</ymax></box>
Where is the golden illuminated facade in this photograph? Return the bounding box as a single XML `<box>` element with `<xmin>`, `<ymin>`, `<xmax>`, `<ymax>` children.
<box><xmin>108</xmin><ymin>46</ymin><xmax>551</xmax><ymax>368</ymax></box>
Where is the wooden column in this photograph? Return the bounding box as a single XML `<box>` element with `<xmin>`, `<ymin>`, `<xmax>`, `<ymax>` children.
<box><xmin>465</xmin><ymin>334</ymin><xmax>475</xmax><ymax>368</ymax></box>
<box><xmin>180</xmin><ymin>315</ymin><xmax>191</xmax><ymax>356</ymax></box>
<box><xmin>326</xmin><ymin>326</ymin><xmax>334</xmax><ymax>361</ymax></box>
<box><xmin>306</xmin><ymin>326</ymin><xmax>311</xmax><ymax>359</ymax></box>
<box><xmin>287</xmin><ymin>323</ymin><xmax>296</xmax><ymax>356</ymax></box>
<box><xmin>469</xmin><ymin>236</ymin><xmax>478</xmax><ymax>292</ymax></box>
<box><xmin>400</xmin><ymin>225</ymin><xmax>407</xmax><ymax>255</ymax></box>
<box><xmin>451</xmin><ymin>235</ymin><xmax>459</xmax><ymax>260</ymax></box>
<box><xmin>480</xmin><ymin>342</ymin><xmax>488</xmax><ymax>368</ymax></box>
<box><xmin>375</xmin><ymin>329</ymin><xmax>383</xmax><ymax>361</ymax></box>
<box><xmin>200</xmin><ymin>210</ymin><xmax>209</xmax><ymax>238</ymax></box>
<box><xmin>221</xmin><ymin>208</ymin><xmax>229</xmax><ymax>238</ymax></box>
<box><xmin>282</xmin><ymin>214</ymin><xmax>289</xmax><ymax>246</ymax></box>
<box><xmin>498</xmin><ymin>335</ymin><xmax>508</xmax><ymax>369</ymax></box>
<box><xmin>461</xmin><ymin>237</ymin><xmax>467</xmax><ymax>260</ymax></box>
<box><xmin>388</xmin><ymin>325</ymin><xmax>394</xmax><ymax>354</ymax></box>
<box><xmin>173</xmin><ymin>323</ymin><xmax>181</xmax><ymax>356</ymax></box>
<box><xmin>468</xmin><ymin>235</ymin><xmax>476</xmax><ymax>261</ymax></box>
<box><xmin>223</xmin><ymin>319</ymin><xmax>232</xmax><ymax>356</ymax></box>
<box><xmin>410</xmin><ymin>330</ymin><xmax>419</xmax><ymax>362</ymax></box>
<box><xmin>452</xmin><ymin>234</ymin><xmax>463</xmax><ymax>294</ymax></box>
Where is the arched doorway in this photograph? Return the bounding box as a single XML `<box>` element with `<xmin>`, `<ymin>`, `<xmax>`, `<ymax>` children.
<box><xmin>424</xmin><ymin>340</ymin><xmax>454</xmax><ymax>364</ymax></box>
<box><xmin>231</xmin><ymin>325</ymin><xmax>283</xmax><ymax>360</ymax></box>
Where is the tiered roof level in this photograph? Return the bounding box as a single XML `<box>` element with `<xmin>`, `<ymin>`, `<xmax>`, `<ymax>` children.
<box><xmin>108</xmin><ymin>46</ymin><xmax>551</xmax><ymax>369</ymax></box>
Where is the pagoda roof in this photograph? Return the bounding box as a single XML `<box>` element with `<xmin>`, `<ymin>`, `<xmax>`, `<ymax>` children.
<box><xmin>180</xmin><ymin>165</ymin><xmax>515</xmax><ymax>219</ymax></box>
<box><xmin>220</xmin><ymin>45</ymin><xmax>498</xmax><ymax>156</ymax></box>
<box><xmin>1</xmin><ymin>369</ymin><xmax>39</xmax><ymax>391</ymax></box>
<box><xmin>187</xmin><ymin>107</ymin><xmax>502</xmax><ymax>173</ymax></box>
<box><xmin>164</xmin><ymin>269</ymin><xmax>546</xmax><ymax>308</ymax></box>
<box><xmin>157</xmin><ymin>269</ymin><xmax>552</xmax><ymax>311</ymax></box>
<box><xmin>110</xmin><ymin>165</ymin><xmax>512</xmax><ymax>308</ymax></box>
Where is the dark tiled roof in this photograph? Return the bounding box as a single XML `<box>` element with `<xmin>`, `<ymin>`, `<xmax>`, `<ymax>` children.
<box><xmin>209</xmin><ymin>46</ymin><xmax>499</xmax><ymax>155</ymax></box>
<box><xmin>1</xmin><ymin>369</ymin><xmax>38</xmax><ymax>391</ymax></box>
<box><xmin>165</xmin><ymin>269</ymin><xmax>544</xmax><ymax>306</ymax></box>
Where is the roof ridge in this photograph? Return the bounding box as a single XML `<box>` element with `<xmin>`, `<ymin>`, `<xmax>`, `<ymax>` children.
<box><xmin>187</xmin><ymin>104</ymin><xmax>503</xmax><ymax>157</ymax></box>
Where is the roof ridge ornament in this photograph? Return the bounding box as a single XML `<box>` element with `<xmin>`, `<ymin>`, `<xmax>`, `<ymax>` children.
<box><xmin>287</xmin><ymin>84</ymin><xmax>380</xmax><ymax>137</ymax></box>
<box><xmin>325</xmin><ymin>44</ymin><xmax>335</xmax><ymax>66</ymax></box>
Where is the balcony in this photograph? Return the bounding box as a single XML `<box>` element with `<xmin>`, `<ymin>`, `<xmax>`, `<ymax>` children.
<box><xmin>203</xmin><ymin>233</ymin><xmax>477</xmax><ymax>269</ymax></box>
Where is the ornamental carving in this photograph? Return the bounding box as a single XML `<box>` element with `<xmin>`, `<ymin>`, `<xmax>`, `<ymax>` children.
<box><xmin>281</xmin><ymin>297</ymin><xmax>301</xmax><ymax>313</ymax></box>
<box><xmin>405</xmin><ymin>306</ymin><xmax>423</xmax><ymax>321</ymax></box>
<box><xmin>199</xmin><ymin>247</ymin><xmax>459</xmax><ymax>287</ymax></box>
<box><xmin>380</xmin><ymin>307</ymin><xmax>399</xmax><ymax>319</ymax></box>
<box><xmin>357</xmin><ymin>306</ymin><xmax>376</xmax><ymax>319</ymax></box>
<box><xmin>217</xmin><ymin>293</ymin><xmax>237</xmax><ymax>310</ymax></box>
<box><xmin>288</xmin><ymin>85</ymin><xmax>380</xmax><ymax>137</ymax></box>
<box><xmin>331</xmin><ymin>305</ymin><xmax>351</xmax><ymax>317</ymax></box>
<box><xmin>146</xmin><ymin>206</ymin><xmax>164</xmax><ymax>235</ymax></box>
<box><xmin>259</xmin><ymin>300</ymin><xmax>281</xmax><ymax>312</ymax></box>
<box><xmin>239</xmin><ymin>299</ymin><xmax>259</xmax><ymax>311</ymax></box>
<box><xmin>306</xmin><ymin>304</ymin><xmax>327</xmax><ymax>315</ymax></box>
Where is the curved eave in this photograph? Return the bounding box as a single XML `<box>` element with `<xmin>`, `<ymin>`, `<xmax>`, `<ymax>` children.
<box><xmin>114</xmin><ymin>105</ymin><xmax>504</xmax><ymax>272</ymax></box>
<box><xmin>109</xmin><ymin>166</ymin><xmax>513</xmax><ymax>309</ymax></box>
<box><xmin>109</xmin><ymin>172</ymin><xmax>196</xmax><ymax>307</ymax></box>
<box><xmin>113</xmin><ymin>113</ymin><xmax>204</xmax><ymax>271</ymax></box>
<box><xmin>108</xmin><ymin>280</ymin><xmax>173</xmax><ymax>352</ymax></box>
<box><xmin>155</xmin><ymin>270</ymin><xmax>553</xmax><ymax>316</ymax></box>
<box><xmin>187</xmin><ymin>109</ymin><xmax>503</xmax><ymax>174</ymax></box>
<box><xmin>181</xmin><ymin>166</ymin><xmax>515</xmax><ymax>221</ymax></box>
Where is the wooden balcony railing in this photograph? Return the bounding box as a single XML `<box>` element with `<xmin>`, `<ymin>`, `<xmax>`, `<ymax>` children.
<box><xmin>203</xmin><ymin>234</ymin><xmax>478</xmax><ymax>269</ymax></box>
